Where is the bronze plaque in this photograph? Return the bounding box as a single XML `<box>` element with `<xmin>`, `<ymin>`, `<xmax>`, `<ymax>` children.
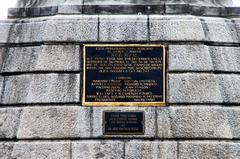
<box><xmin>103</xmin><ymin>111</ymin><xmax>144</xmax><ymax>135</ymax></box>
<box><xmin>82</xmin><ymin>44</ymin><xmax>166</xmax><ymax>106</ymax></box>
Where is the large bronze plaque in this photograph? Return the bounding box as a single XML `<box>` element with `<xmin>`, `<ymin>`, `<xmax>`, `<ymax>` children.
<box><xmin>103</xmin><ymin>111</ymin><xmax>144</xmax><ymax>135</ymax></box>
<box><xmin>82</xmin><ymin>44</ymin><xmax>166</xmax><ymax>106</ymax></box>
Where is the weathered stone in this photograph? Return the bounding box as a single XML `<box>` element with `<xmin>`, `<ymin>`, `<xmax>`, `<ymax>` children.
<box><xmin>11</xmin><ymin>142</ymin><xmax>70</xmax><ymax>159</ymax></box>
<box><xmin>43</xmin><ymin>15</ymin><xmax>98</xmax><ymax>42</ymax></box>
<box><xmin>0</xmin><ymin>22</ymin><xmax>13</xmax><ymax>44</ymax></box>
<box><xmin>157</xmin><ymin>106</ymin><xmax>240</xmax><ymax>139</ymax></box>
<box><xmin>1</xmin><ymin>15</ymin><xmax>98</xmax><ymax>43</ymax></box>
<box><xmin>92</xmin><ymin>107</ymin><xmax>156</xmax><ymax>138</ymax></box>
<box><xmin>0</xmin><ymin>76</ymin><xmax>4</xmax><ymax>98</ymax></box>
<box><xmin>217</xmin><ymin>75</ymin><xmax>240</xmax><ymax>103</ymax></box>
<box><xmin>72</xmin><ymin>141</ymin><xmax>124</xmax><ymax>159</ymax></box>
<box><xmin>233</xmin><ymin>18</ymin><xmax>240</xmax><ymax>43</ymax></box>
<box><xmin>17</xmin><ymin>106</ymin><xmax>91</xmax><ymax>139</ymax></box>
<box><xmin>149</xmin><ymin>15</ymin><xmax>205</xmax><ymax>41</ymax></box>
<box><xmin>58</xmin><ymin>5</ymin><xmax>83</xmax><ymax>14</ymax></box>
<box><xmin>179</xmin><ymin>141</ymin><xmax>240</xmax><ymax>159</ymax></box>
<box><xmin>169</xmin><ymin>45</ymin><xmax>213</xmax><ymax>71</ymax></box>
<box><xmin>0</xmin><ymin>109</ymin><xmax>22</xmax><ymax>139</ymax></box>
<box><xmin>169</xmin><ymin>74</ymin><xmax>222</xmax><ymax>103</ymax></box>
<box><xmin>201</xmin><ymin>17</ymin><xmax>239</xmax><ymax>43</ymax></box>
<box><xmin>99</xmin><ymin>15</ymin><xmax>148</xmax><ymax>42</ymax></box>
<box><xmin>209</xmin><ymin>46</ymin><xmax>240</xmax><ymax>72</ymax></box>
<box><xmin>0</xmin><ymin>142</ymin><xmax>14</xmax><ymax>159</ymax></box>
<box><xmin>1</xmin><ymin>74</ymin><xmax>80</xmax><ymax>104</ymax></box>
<box><xmin>2</xmin><ymin>45</ymin><xmax>80</xmax><ymax>73</ymax></box>
<box><xmin>125</xmin><ymin>141</ymin><xmax>177</xmax><ymax>159</ymax></box>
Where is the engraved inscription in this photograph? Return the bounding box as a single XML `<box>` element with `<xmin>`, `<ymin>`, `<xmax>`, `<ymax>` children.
<box><xmin>104</xmin><ymin>111</ymin><xmax>144</xmax><ymax>135</ymax></box>
<box><xmin>83</xmin><ymin>44</ymin><xmax>166</xmax><ymax>106</ymax></box>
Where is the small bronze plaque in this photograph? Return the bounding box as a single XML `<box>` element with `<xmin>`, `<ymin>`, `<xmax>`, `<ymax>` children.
<box><xmin>103</xmin><ymin>111</ymin><xmax>144</xmax><ymax>135</ymax></box>
<box><xmin>82</xmin><ymin>44</ymin><xmax>167</xmax><ymax>106</ymax></box>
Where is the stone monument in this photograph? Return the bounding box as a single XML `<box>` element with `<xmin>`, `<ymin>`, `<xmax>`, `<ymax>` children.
<box><xmin>0</xmin><ymin>0</ymin><xmax>240</xmax><ymax>158</ymax></box>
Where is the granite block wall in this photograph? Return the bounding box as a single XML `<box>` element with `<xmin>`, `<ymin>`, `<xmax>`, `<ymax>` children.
<box><xmin>0</xmin><ymin>13</ymin><xmax>240</xmax><ymax>158</ymax></box>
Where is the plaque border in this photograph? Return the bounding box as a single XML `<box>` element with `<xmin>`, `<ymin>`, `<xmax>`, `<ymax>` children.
<box><xmin>82</xmin><ymin>44</ymin><xmax>167</xmax><ymax>107</ymax></box>
<box><xmin>103</xmin><ymin>111</ymin><xmax>145</xmax><ymax>135</ymax></box>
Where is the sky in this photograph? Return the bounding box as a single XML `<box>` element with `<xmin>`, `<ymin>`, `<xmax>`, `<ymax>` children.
<box><xmin>0</xmin><ymin>0</ymin><xmax>240</xmax><ymax>19</ymax></box>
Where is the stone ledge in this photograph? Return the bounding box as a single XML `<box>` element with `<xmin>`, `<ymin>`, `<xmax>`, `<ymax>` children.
<box><xmin>179</xmin><ymin>141</ymin><xmax>240</xmax><ymax>159</ymax></box>
<box><xmin>1</xmin><ymin>74</ymin><xmax>80</xmax><ymax>104</ymax></box>
<box><xmin>0</xmin><ymin>15</ymin><xmax>98</xmax><ymax>43</ymax></box>
<box><xmin>1</xmin><ymin>15</ymin><xmax>239</xmax><ymax>43</ymax></box>
<box><xmin>17</xmin><ymin>106</ymin><xmax>91</xmax><ymax>139</ymax></box>
<box><xmin>7</xmin><ymin>3</ymin><xmax>240</xmax><ymax>18</ymax></box>
<box><xmin>157</xmin><ymin>106</ymin><xmax>240</xmax><ymax>139</ymax></box>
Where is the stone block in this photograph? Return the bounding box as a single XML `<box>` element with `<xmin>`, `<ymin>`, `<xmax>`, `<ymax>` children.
<box><xmin>125</xmin><ymin>141</ymin><xmax>177</xmax><ymax>159</ymax></box>
<box><xmin>43</xmin><ymin>15</ymin><xmax>98</xmax><ymax>42</ymax></box>
<box><xmin>11</xmin><ymin>142</ymin><xmax>70</xmax><ymax>159</ymax></box>
<box><xmin>1</xmin><ymin>15</ymin><xmax>98</xmax><ymax>43</ymax></box>
<box><xmin>2</xmin><ymin>45</ymin><xmax>80</xmax><ymax>73</ymax></box>
<box><xmin>169</xmin><ymin>73</ymin><xmax>222</xmax><ymax>103</ymax></box>
<box><xmin>1</xmin><ymin>74</ymin><xmax>80</xmax><ymax>104</ymax></box>
<box><xmin>72</xmin><ymin>141</ymin><xmax>124</xmax><ymax>159</ymax></box>
<box><xmin>168</xmin><ymin>45</ymin><xmax>213</xmax><ymax>71</ymax></box>
<box><xmin>0</xmin><ymin>23</ymin><xmax>12</xmax><ymax>43</ymax></box>
<box><xmin>157</xmin><ymin>106</ymin><xmax>240</xmax><ymax>139</ymax></box>
<box><xmin>92</xmin><ymin>107</ymin><xmax>156</xmax><ymax>138</ymax></box>
<box><xmin>0</xmin><ymin>142</ymin><xmax>14</xmax><ymax>159</ymax></box>
<box><xmin>99</xmin><ymin>15</ymin><xmax>148</xmax><ymax>42</ymax></box>
<box><xmin>0</xmin><ymin>108</ymin><xmax>22</xmax><ymax>139</ymax></box>
<box><xmin>209</xmin><ymin>46</ymin><xmax>240</xmax><ymax>72</ymax></box>
<box><xmin>233</xmin><ymin>18</ymin><xmax>240</xmax><ymax>42</ymax></box>
<box><xmin>17</xmin><ymin>106</ymin><xmax>91</xmax><ymax>139</ymax></box>
<box><xmin>149</xmin><ymin>15</ymin><xmax>205</xmax><ymax>42</ymax></box>
<box><xmin>179</xmin><ymin>141</ymin><xmax>240</xmax><ymax>159</ymax></box>
<box><xmin>201</xmin><ymin>17</ymin><xmax>239</xmax><ymax>43</ymax></box>
<box><xmin>217</xmin><ymin>75</ymin><xmax>240</xmax><ymax>103</ymax></box>
<box><xmin>58</xmin><ymin>5</ymin><xmax>83</xmax><ymax>14</ymax></box>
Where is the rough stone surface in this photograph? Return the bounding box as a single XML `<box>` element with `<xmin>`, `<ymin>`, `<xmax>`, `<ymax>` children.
<box><xmin>92</xmin><ymin>107</ymin><xmax>156</xmax><ymax>138</ymax></box>
<box><xmin>0</xmin><ymin>108</ymin><xmax>22</xmax><ymax>139</ymax></box>
<box><xmin>179</xmin><ymin>141</ymin><xmax>240</xmax><ymax>159</ymax></box>
<box><xmin>201</xmin><ymin>17</ymin><xmax>239</xmax><ymax>43</ymax></box>
<box><xmin>150</xmin><ymin>15</ymin><xmax>205</xmax><ymax>42</ymax></box>
<box><xmin>234</xmin><ymin>18</ymin><xmax>240</xmax><ymax>42</ymax></box>
<box><xmin>0</xmin><ymin>47</ymin><xmax>6</xmax><ymax>69</ymax></box>
<box><xmin>0</xmin><ymin>142</ymin><xmax>14</xmax><ymax>159</ymax></box>
<box><xmin>17</xmin><ymin>106</ymin><xmax>91</xmax><ymax>139</ymax></box>
<box><xmin>11</xmin><ymin>142</ymin><xmax>70</xmax><ymax>159</ymax></box>
<box><xmin>217</xmin><ymin>75</ymin><xmax>240</xmax><ymax>103</ymax></box>
<box><xmin>99</xmin><ymin>15</ymin><xmax>148</xmax><ymax>42</ymax></box>
<box><xmin>72</xmin><ymin>141</ymin><xmax>124</xmax><ymax>159</ymax></box>
<box><xmin>2</xmin><ymin>45</ymin><xmax>80</xmax><ymax>73</ymax></box>
<box><xmin>169</xmin><ymin>45</ymin><xmax>213</xmax><ymax>71</ymax></box>
<box><xmin>157</xmin><ymin>106</ymin><xmax>240</xmax><ymax>139</ymax></box>
<box><xmin>125</xmin><ymin>141</ymin><xmax>177</xmax><ymax>159</ymax></box>
<box><xmin>1</xmin><ymin>74</ymin><xmax>80</xmax><ymax>104</ymax></box>
<box><xmin>209</xmin><ymin>46</ymin><xmax>240</xmax><ymax>72</ymax></box>
<box><xmin>169</xmin><ymin>73</ymin><xmax>222</xmax><ymax>103</ymax></box>
<box><xmin>0</xmin><ymin>15</ymin><xmax>98</xmax><ymax>43</ymax></box>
